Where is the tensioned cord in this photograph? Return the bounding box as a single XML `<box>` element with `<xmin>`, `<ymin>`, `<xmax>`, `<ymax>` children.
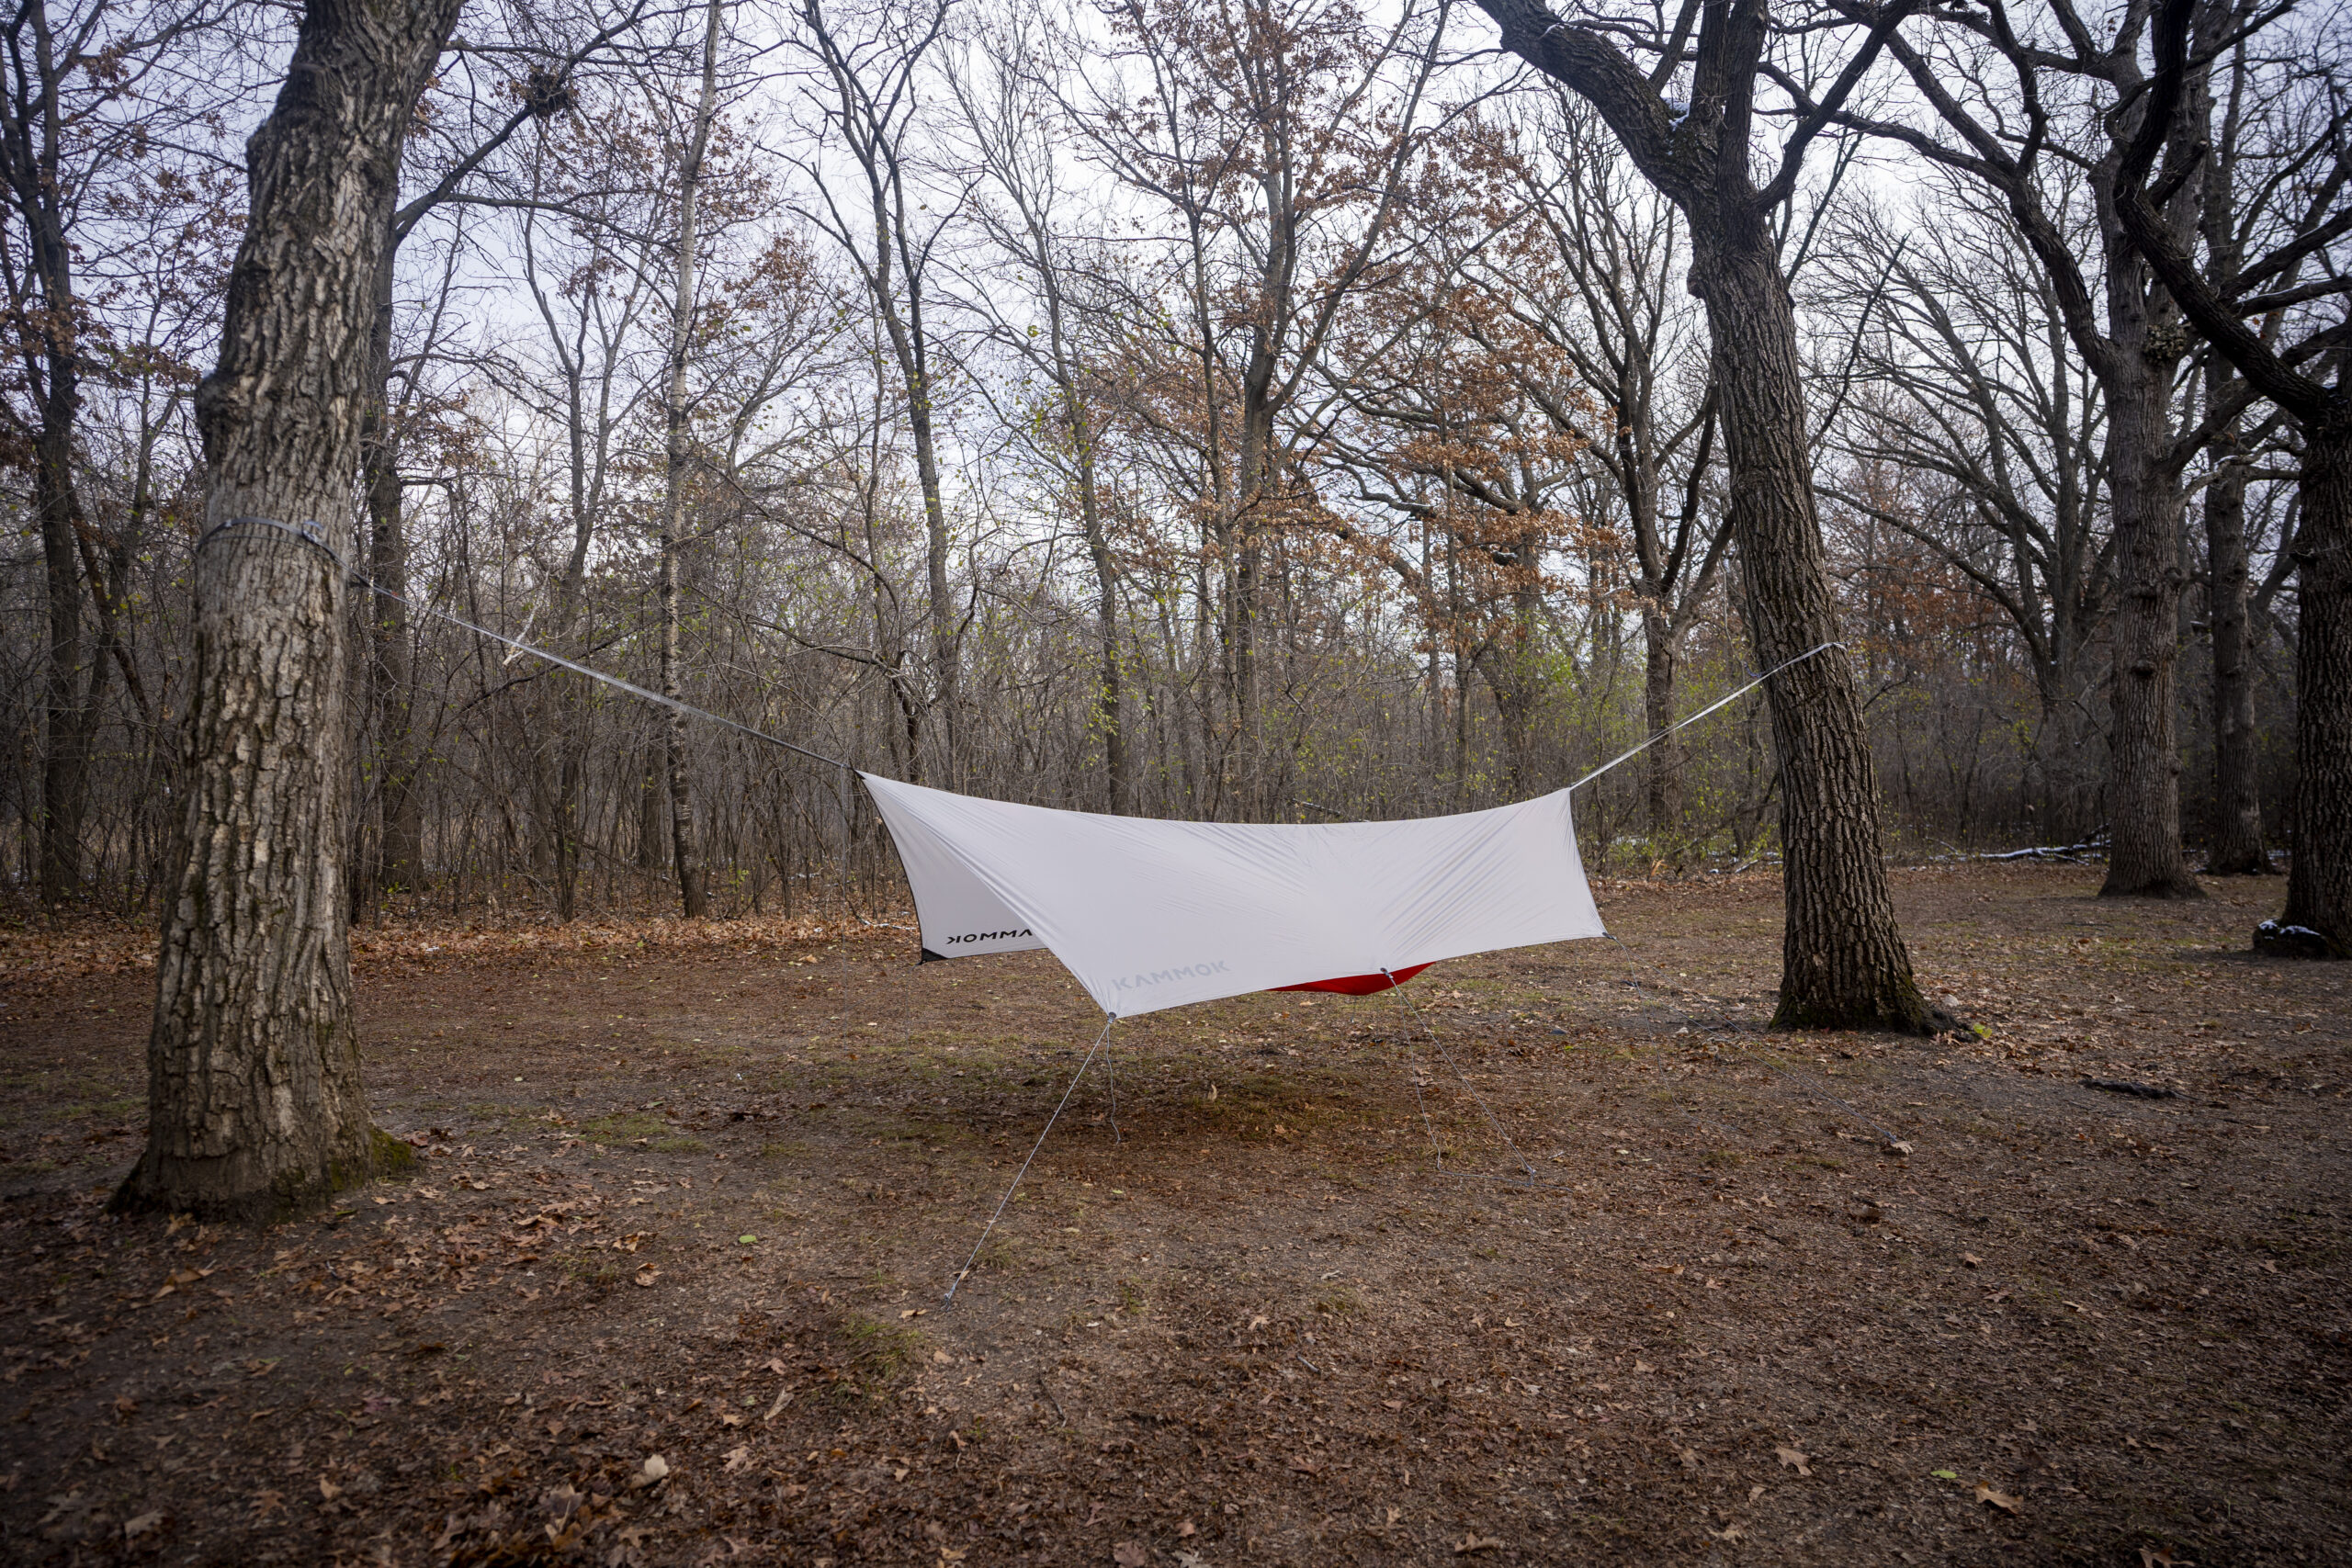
<box><xmin>198</xmin><ymin>515</ymin><xmax>858</xmax><ymax>775</ymax></box>
<box><xmin>944</xmin><ymin>1011</ymin><xmax>1116</xmax><ymax>1305</ymax></box>
<box><xmin>1566</xmin><ymin>640</ymin><xmax>1842</xmax><ymax>793</ymax></box>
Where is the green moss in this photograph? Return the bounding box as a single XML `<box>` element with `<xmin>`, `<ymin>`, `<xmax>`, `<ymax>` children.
<box><xmin>370</xmin><ymin>1126</ymin><xmax>417</xmax><ymax>1177</ymax></box>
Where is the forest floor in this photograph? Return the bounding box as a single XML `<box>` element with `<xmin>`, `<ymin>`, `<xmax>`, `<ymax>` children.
<box><xmin>0</xmin><ymin>861</ymin><xmax>2346</xmax><ymax>1567</ymax></box>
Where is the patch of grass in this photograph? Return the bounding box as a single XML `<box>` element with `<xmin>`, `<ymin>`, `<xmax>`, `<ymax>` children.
<box><xmin>562</xmin><ymin>1255</ymin><xmax>628</xmax><ymax>1292</ymax></box>
<box><xmin>581</xmin><ymin>1111</ymin><xmax>667</xmax><ymax>1143</ymax></box>
<box><xmin>1312</xmin><ymin>1284</ymin><xmax>1360</xmax><ymax>1317</ymax></box>
<box><xmin>1701</xmin><ymin>1148</ymin><xmax>1743</xmax><ymax>1168</ymax></box>
<box><xmin>648</xmin><ymin>1134</ymin><xmax>707</xmax><ymax>1154</ymax></box>
<box><xmin>840</xmin><ymin>1314</ymin><xmax>924</xmax><ymax>1395</ymax></box>
<box><xmin>971</xmin><ymin>1236</ymin><xmax>1023</xmax><ymax>1276</ymax></box>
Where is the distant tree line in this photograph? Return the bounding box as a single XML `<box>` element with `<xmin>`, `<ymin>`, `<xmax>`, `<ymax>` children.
<box><xmin>2</xmin><ymin>0</ymin><xmax>2340</xmax><ymax>942</ymax></box>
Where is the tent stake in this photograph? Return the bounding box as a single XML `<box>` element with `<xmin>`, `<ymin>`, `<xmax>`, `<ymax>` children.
<box><xmin>944</xmin><ymin>1011</ymin><xmax>1116</xmax><ymax>1305</ymax></box>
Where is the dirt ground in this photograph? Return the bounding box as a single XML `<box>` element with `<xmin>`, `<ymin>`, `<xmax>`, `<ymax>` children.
<box><xmin>0</xmin><ymin>861</ymin><xmax>2346</xmax><ymax>1567</ymax></box>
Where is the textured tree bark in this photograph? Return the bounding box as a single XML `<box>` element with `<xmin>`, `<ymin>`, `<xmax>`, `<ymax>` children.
<box><xmin>2097</xmin><ymin>326</ymin><xmax>2202</xmax><ymax>897</ymax></box>
<box><xmin>2202</xmin><ymin>384</ymin><xmax>2267</xmax><ymax>874</ymax></box>
<box><xmin>117</xmin><ymin>0</ymin><xmax>464</xmax><ymax>1219</ymax></box>
<box><xmin>1471</xmin><ymin>0</ymin><xmax>1945</xmax><ymax>1032</ymax></box>
<box><xmin>656</xmin><ymin>0</ymin><xmax>722</xmax><ymax>920</ymax></box>
<box><xmin>1641</xmin><ymin>605</ymin><xmax>1683</xmax><ymax>836</ymax></box>
<box><xmin>1861</xmin><ymin>3</ymin><xmax>2213</xmax><ymax>895</ymax></box>
<box><xmin>1700</xmin><ymin>237</ymin><xmax>1945</xmax><ymax>1031</ymax></box>
<box><xmin>2276</xmin><ymin>418</ymin><xmax>2352</xmax><ymax>954</ymax></box>
<box><xmin>2188</xmin><ymin>27</ymin><xmax>2267</xmax><ymax>880</ymax></box>
<box><xmin>2106</xmin><ymin>0</ymin><xmax>2346</xmax><ymax>953</ymax></box>
<box><xmin>35</xmin><ymin>415</ymin><xmax>91</xmax><ymax>906</ymax></box>
<box><xmin>2</xmin><ymin>1</ymin><xmax>97</xmax><ymax>908</ymax></box>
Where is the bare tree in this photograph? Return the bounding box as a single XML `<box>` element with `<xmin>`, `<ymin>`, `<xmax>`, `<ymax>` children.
<box><xmin>950</xmin><ymin>16</ymin><xmax>1130</xmax><ymax>811</ymax></box>
<box><xmin>119</xmin><ymin>0</ymin><xmax>466</xmax><ymax>1218</ymax></box>
<box><xmin>352</xmin><ymin>1</ymin><xmax>652</xmax><ymax>915</ymax></box>
<box><xmin>2115</xmin><ymin>0</ymin><xmax>2352</xmax><ymax>953</ymax></box>
<box><xmin>1824</xmin><ymin>193</ymin><xmax>2115</xmax><ymax>841</ymax></box>
<box><xmin>793</xmin><ymin>0</ymin><xmax>967</xmax><ymax>786</ymax></box>
<box><xmin>1084</xmin><ymin>0</ymin><xmax>1452</xmax><ymax>816</ymax></box>
<box><xmin>650</xmin><ymin>0</ymin><xmax>725</xmax><ymax>918</ymax></box>
<box><xmin>0</xmin><ymin>0</ymin><xmax>224</xmax><ymax>905</ymax></box>
<box><xmin>507</xmin><ymin>90</ymin><xmax>662</xmax><ymax>919</ymax></box>
<box><xmin>1471</xmin><ymin>0</ymin><xmax>1951</xmax><ymax>1032</ymax></box>
<box><xmin>1815</xmin><ymin>0</ymin><xmax>2233</xmax><ymax>897</ymax></box>
<box><xmin>1478</xmin><ymin>95</ymin><xmax>1727</xmax><ymax>839</ymax></box>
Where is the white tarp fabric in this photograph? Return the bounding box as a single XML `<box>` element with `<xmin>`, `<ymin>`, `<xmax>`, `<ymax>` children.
<box><xmin>861</xmin><ymin>773</ymin><xmax>1605</xmax><ymax>1017</ymax></box>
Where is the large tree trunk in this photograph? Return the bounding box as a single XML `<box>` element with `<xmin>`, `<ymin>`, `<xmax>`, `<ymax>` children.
<box><xmin>1697</xmin><ymin>232</ymin><xmax>1945</xmax><ymax>1032</ymax></box>
<box><xmin>1471</xmin><ymin>0</ymin><xmax>1942</xmax><ymax>1032</ymax></box>
<box><xmin>119</xmin><ymin>0</ymin><xmax>463</xmax><ymax>1219</ymax></box>
<box><xmin>2202</xmin><ymin>385</ymin><xmax>2267</xmax><ymax>874</ymax></box>
<box><xmin>2273</xmin><ymin>417</ymin><xmax>2352</xmax><ymax>954</ymax></box>
<box><xmin>1640</xmin><ymin>604</ymin><xmax>1683</xmax><ymax>837</ymax></box>
<box><xmin>656</xmin><ymin>0</ymin><xmax>722</xmax><ymax>920</ymax></box>
<box><xmin>36</xmin><ymin>415</ymin><xmax>91</xmax><ymax>907</ymax></box>
<box><xmin>5</xmin><ymin>0</ymin><xmax>96</xmax><ymax>909</ymax></box>
<box><xmin>2109</xmin><ymin>0</ymin><xmax>2346</xmax><ymax>955</ymax></box>
<box><xmin>2099</xmin><ymin>344</ymin><xmax>2203</xmax><ymax>897</ymax></box>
